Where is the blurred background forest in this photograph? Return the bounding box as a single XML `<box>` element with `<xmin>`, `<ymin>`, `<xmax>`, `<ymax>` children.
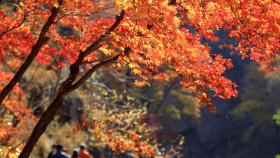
<box><xmin>1</xmin><ymin>1</ymin><xmax>280</xmax><ymax>158</ymax></box>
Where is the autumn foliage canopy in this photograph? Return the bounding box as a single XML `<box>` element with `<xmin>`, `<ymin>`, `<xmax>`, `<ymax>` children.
<box><xmin>0</xmin><ymin>0</ymin><xmax>280</xmax><ymax>157</ymax></box>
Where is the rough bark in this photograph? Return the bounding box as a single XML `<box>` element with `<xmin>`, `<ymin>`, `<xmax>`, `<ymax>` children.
<box><xmin>18</xmin><ymin>95</ymin><xmax>64</xmax><ymax>158</ymax></box>
<box><xmin>0</xmin><ymin>2</ymin><xmax>62</xmax><ymax>106</ymax></box>
<box><xmin>18</xmin><ymin>11</ymin><xmax>124</xmax><ymax>158</ymax></box>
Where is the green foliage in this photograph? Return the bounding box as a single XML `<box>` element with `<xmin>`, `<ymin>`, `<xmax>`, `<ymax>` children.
<box><xmin>233</xmin><ymin>61</ymin><xmax>280</xmax><ymax>142</ymax></box>
<box><xmin>273</xmin><ymin>111</ymin><xmax>280</xmax><ymax>126</ymax></box>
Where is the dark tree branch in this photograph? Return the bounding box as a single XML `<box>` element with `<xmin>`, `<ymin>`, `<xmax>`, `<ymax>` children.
<box><xmin>273</xmin><ymin>0</ymin><xmax>280</xmax><ymax>5</ymax></box>
<box><xmin>18</xmin><ymin>95</ymin><xmax>64</xmax><ymax>158</ymax></box>
<box><xmin>68</xmin><ymin>55</ymin><xmax>120</xmax><ymax>91</ymax></box>
<box><xmin>65</xmin><ymin>10</ymin><xmax>125</xmax><ymax>72</ymax></box>
<box><xmin>82</xmin><ymin>10</ymin><xmax>125</xmax><ymax>57</ymax></box>
<box><xmin>18</xmin><ymin>10</ymin><xmax>125</xmax><ymax>158</ymax></box>
<box><xmin>0</xmin><ymin>1</ymin><xmax>63</xmax><ymax>106</ymax></box>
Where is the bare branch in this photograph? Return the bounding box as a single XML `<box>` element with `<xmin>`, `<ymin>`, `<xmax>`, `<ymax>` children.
<box><xmin>82</xmin><ymin>10</ymin><xmax>125</xmax><ymax>57</ymax></box>
<box><xmin>66</xmin><ymin>10</ymin><xmax>125</xmax><ymax>75</ymax></box>
<box><xmin>54</xmin><ymin>6</ymin><xmax>113</xmax><ymax>23</ymax></box>
<box><xmin>68</xmin><ymin>55</ymin><xmax>120</xmax><ymax>91</ymax></box>
<box><xmin>0</xmin><ymin>12</ymin><xmax>28</xmax><ymax>38</ymax></box>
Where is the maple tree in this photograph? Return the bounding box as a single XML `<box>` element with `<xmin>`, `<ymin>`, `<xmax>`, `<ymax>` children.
<box><xmin>0</xmin><ymin>0</ymin><xmax>280</xmax><ymax>157</ymax></box>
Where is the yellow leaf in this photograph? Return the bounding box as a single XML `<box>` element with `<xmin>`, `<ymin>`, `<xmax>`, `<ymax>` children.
<box><xmin>53</xmin><ymin>3</ymin><xmax>60</xmax><ymax>8</ymax></box>
<box><xmin>99</xmin><ymin>47</ymin><xmax>111</xmax><ymax>55</ymax></box>
<box><xmin>128</xmin><ymin>63</ymin><xmax>135</xmax><ymax>68</ymax></box>
<box><xmin>134</xmin><ymin>80</ymin><xmax>150</xmax><ymax>87</ymax></box>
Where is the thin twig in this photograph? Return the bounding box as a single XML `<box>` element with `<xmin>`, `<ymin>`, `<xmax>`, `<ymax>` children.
<box><xmin>0</xmin><ymin>12</ymin><xmax>28</xmax><ymax>37</ymax></box>
<box><xmin>68</xmin><ymin>55</ymin><xmax>120</xmax><ymax>91</ymax></box>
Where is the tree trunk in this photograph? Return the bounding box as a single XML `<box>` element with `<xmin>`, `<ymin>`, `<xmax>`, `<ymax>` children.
<box><xmin>18</xmin><ymin>10</ymin><xmax>124</xmax><ymax>157</ymax></box>
<box><xmin>18</xmin><ymin>95</ymin><xmax>64</xmax><ymax>158</ymax></box>
<box><xmin>18</xmin><ymin>56</ymin><xmax>119</xmax><ymax>157</ymax></box>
